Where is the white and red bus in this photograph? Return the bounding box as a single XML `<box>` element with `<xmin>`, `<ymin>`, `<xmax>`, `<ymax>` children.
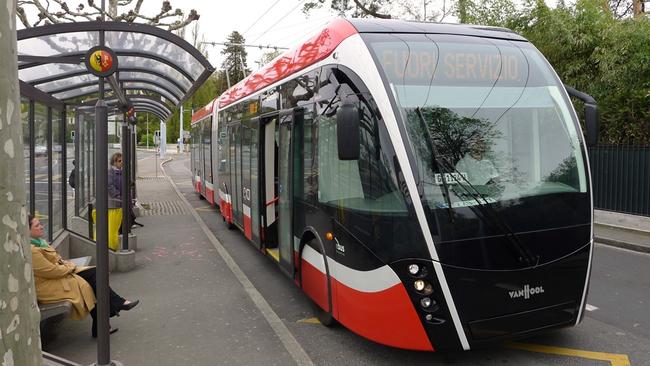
<box><xmin>190</xmin><ymin>18</ymin><xmax>599</xmax><ymax>351</ymax></box>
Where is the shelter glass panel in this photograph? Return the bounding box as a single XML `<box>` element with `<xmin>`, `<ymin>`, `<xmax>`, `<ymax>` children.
<box><xmin>118</xmin><ymin>72</ymin><xmax>185</xmax><ymax>97</ymax></box>
<box><xmin>66</xmin><ymin>111</ymin><xmax>76</xmax><ymax>221</ymax></box>
<box><xmin>117</xmin><ymin>56</ymin><xmax>192</xmax><ymax>89</ymax></box>
<box><xmin>17</xmin><ymin>31</ymin><xmax>99</xmax><ymax>56</ymax></box>
<box><xmin>53</xmin><ymin>84</ymin><xmax>98</xmax><ymax>101</ymax></box>
<box><xmin>19</xmin><ymin>64</ymin><xmax>86</xmax><ymax>83</ymax></box>
<box><xmin>106</xmin><ymin>32</ymin><xmax>204</xmax><ymax>80</ymax></box>
<box><xmin>34</xmin><ymin>102</ymin><xmax>49</xmax><ymax>238</ymax></box>
<box><xmin>52</xmin><ymin>110</ymin><xmax>63</xmax><ymax>236</ymax></box>
<box><xmin>21</xmin><ymin>98</ymin><xmax>31</xmax><ymax>213</ymax></box>
<box><xmin>38</xmin><ymin>74</ymin><xmax>96</xmax><ymax>93</ymax></box>
<box><xmin>122</xmin><ymin>82</ymin><xmax>179</xmax><ymax>104</ymax></box>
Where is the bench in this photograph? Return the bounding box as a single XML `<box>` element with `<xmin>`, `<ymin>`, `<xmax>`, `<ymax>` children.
<box><xmin>39</xmin><ymin>256</ymin><xmax>92</xmax><ymax>341</ymax></box>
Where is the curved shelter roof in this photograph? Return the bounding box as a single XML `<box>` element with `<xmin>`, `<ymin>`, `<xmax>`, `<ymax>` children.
<box><xmin>17</xmin><ymin>21</ymin><xmax>214</xmax><ymax>120</ymax></box>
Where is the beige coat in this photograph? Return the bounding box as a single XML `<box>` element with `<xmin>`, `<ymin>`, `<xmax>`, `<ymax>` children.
<box><xmin>31</xmin><ymin>246</ymin><xmax>96</xmax><ymax>320</ymax></box>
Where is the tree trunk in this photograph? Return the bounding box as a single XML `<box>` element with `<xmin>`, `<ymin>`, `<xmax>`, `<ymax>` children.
<box><xmin>0</xmin><ymin>1</ymin><xmax>43</xmax><ymax>365</ymax></box>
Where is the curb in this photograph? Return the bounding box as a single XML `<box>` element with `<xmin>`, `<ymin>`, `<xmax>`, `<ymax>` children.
<box><xmin>594</xmin><ymin>222</ymin><xmax>650</xmax><ymax>237</ymax></box>
<box><xmin>595</xmin><ymin>236</ymin><xmax>650</xmax><ymax>254</ymax></box>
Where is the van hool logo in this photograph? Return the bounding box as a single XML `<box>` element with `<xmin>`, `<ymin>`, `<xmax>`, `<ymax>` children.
<box><xmin>509</xmin><ymin>284</ymin><xmax>545</xmax><ymax>299</ymax></box>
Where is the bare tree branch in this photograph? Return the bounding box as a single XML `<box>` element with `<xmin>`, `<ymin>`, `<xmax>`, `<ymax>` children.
<box><xmin>352</xmin><ymin>0</ymin><xmax>392</xmax><ymax>18</ymax></box>
<box><xmin>16</xmin><ymin>6</ymin><xmax>32</xmax><ymax>27</ymax></box>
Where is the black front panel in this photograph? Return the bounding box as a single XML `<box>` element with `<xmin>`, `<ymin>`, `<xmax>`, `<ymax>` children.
<box><xmin>443</xmin><ymin>243</ymin><xmax>590</xmax><ymax>345</ymax></box>
<box><xmin>468</xmin><ymin>301</ymin><xmax>577</xmax><ymax>341</ymax></box>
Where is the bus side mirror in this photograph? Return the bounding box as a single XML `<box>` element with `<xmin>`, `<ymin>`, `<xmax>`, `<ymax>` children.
<box><xmin>564</xmin><ymin>85</ymin><xmax>599</xmax><ymax>147</ymax></box>
<box><xmin>336</xmin><ymin>103</ymin><xmax>360</xmax><ymax>160</ymax></box>
<box><xmin>585</xmin><ymin>103</ymin><xmax>599</xmax><ymax>147</ymax></box>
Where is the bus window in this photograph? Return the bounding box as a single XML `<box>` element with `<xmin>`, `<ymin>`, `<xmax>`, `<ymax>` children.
<box><xmin>315</xmin><ymin>67</ymin><xmax>407</xmax><ymax>214</ymax></box>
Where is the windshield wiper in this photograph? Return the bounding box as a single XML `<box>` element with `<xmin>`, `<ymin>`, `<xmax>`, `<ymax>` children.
<box><xmin>415</xmin><ymin>108</ymin><xmax>539</xmax><ymax>267</ymax></box>
<box><xmin>415</xmin><ymin>108</ymin><xmax>454</xmax><ymax>221</ymax></box>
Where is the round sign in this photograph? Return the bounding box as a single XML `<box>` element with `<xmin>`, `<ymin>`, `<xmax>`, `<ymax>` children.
<box><xmin>84</xmin><ymin>46</ymin><xmax>118</xmax><ymax>77</ymax></box>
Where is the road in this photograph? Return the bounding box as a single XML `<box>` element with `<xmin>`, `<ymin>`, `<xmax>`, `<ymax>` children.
<box><xmin>164</xmin><ymin>153</ymin><xmax>649</xmax><ymax>366</ymax></box>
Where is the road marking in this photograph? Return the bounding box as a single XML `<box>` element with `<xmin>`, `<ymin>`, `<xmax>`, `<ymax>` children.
<box><xmin>297</xmin><ymin>317</ymin><xmax>320</xmax><ymax>325</ymax></box>
<box><xmin>162</xmin><ymin>159</ymin><xmax>314</xmax><ymax>366</ymax></box>
<box><xmin>507</xmin><ymin>342</ymin><xmax>631</xmax><ymax>366</ymax></box>
<box><xmin>585</xmin><ymin>304</ymin><xmax>599</xmax><ymax>311</ymax></box>
<box><xmin>266</xmin><ymin>248</ymin><xmax>280</xmax><ymax>262</ymax></box>
<box><xmin>194</xmin><ymin>205</ymin><xmax>214</xmax><ymax>212</ymax></box>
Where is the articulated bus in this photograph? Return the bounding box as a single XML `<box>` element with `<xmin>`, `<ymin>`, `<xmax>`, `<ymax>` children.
<box><xmin>190</xmin><ymin>19</ymin><xmax>599</xmax><ymax>351</ymax></box>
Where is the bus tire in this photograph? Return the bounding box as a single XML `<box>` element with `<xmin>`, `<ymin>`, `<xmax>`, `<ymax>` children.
<box><xmin>198</xmin><ymin>194</ymin><xmax>205</xmax><ymax>200</ymax></box>
<box><xmin>303</xmin><ymin>239</ymin><xmax>337</xmax><ymax>327</ymax></box>
<box><xmin>312</xmin><ymin>301</ymin><xmax>336</xmax><ymax>327</ymax></box>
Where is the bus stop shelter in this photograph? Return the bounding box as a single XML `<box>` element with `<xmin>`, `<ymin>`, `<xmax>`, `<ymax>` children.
<box><xmin>17</xmin><ymin>21</ymin><xmax>214</xmax><ymax>365</ymax></box>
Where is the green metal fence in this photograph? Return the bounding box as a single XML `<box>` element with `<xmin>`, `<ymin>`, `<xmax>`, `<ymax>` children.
<box><xmin>588</xmin><ymin>145</ymin><xmax>650</xmax><ymax>216</ymax></box>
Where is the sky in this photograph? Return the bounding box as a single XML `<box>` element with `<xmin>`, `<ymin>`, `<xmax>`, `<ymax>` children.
<box><xmin>137</xmin><ymin>0</ymin><xmax>341</xmax><ymax>71</ymax></box>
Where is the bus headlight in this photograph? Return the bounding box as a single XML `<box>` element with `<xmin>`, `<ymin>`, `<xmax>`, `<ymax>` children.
<box><xmin>408</xmin><ymin>264</ymin><xmax>420</xmax><ymax>275</ymax></box>
<box><xmin>420</xmin><ymin>297</ymin><xmax>432</xmax><ymax>308</ymax></box>
<box><xmin>414</xmin><ymin>280</ymin><xmax>425</xmax><ymax>291</ymax></box>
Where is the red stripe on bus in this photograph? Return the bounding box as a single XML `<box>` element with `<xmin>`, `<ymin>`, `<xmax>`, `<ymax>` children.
<box><xmin>301</xmin><ymin>258</ymin><xmax>330</xmax><ymax>312</ymax></box>
<box><xmin>219</xmin><ymin>19</ymin><xmax>358</xmax><ymax>108</ymax></box>
<box><xmin>191</xmin><ymin>99</ymin><xmax>216</xmax><ymax>124</ymax></box>
<box><xmin>243</xmin><ymin>214</ymin><xmax>252</xmax><ymax>240</ymax></box>
<box><xmin>332</xmin><ymin>278</ymin><xmax>434</xmax><ymax>351</ymax></box>
<box><xmin>207</xmin><ymin>188</ymin><xmax>215</xmax><ymax>205</ymax></box>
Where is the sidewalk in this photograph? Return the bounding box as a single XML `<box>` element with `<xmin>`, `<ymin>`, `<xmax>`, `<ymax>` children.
<box><xmin>43</xmin><ymin>154</ymin><xmax>295</xmax><ymax>365</ymax></box>
<box><xmin>594</xmin><ymin>209</ymin><xmax>650</xmax><ymax>253</ymax></box>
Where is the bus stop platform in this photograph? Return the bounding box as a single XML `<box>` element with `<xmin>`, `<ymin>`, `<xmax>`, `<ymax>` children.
<box><xmin>41</xmin><ymin>152</ymin><xmax>298</xmax><ymax>365</ymax></box>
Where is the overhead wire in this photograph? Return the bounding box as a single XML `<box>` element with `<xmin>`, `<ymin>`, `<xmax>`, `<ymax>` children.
<box><xmin>251</xmin><ymin>0</ymin><xmax>308</xmax><ymax>43</ymax></box>
<box><xmin>242</xmin><ymin>0</ymin><xmax>283</xmax><ymax>36</ymax></box>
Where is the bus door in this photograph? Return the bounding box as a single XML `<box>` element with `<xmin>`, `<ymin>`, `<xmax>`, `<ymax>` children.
<box><xmin>230</xmin><ymin>124</ymin><xmax>243</xmax><ymax>227</ymax></box>
<box><xmin>277</xmin><ymin>110</ymin><xmax>298</xmax><ymax>275</ymax></box>
<box><xmin>241</xmin><ymin>123</ymin><xmax>252</xmax><ymax>240</ymax></box>
<box><xmin>261</xmin><ymin>116</ymin><xmax>278</xmax><ymax>250</ymax></box>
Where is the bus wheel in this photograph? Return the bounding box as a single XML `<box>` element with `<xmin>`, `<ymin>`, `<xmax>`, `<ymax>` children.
<box><xmin>312</xmin><ymin>301</ymin><xmax>336</xmax><ymax>327</ymax></box>
<box><xmin>222</xmin><ymin>216</ymin><xmax>235</xmax><ymax>230</ymax></box>
<box><xmin>198</xmin><ymin>194</ymin><xmax>205</xmax><ymax>200</ymax></box>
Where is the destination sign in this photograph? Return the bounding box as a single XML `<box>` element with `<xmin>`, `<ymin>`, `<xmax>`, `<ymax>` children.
<box><xmin>373</xmin><ymin>41</ymin><xmax>527</xmax><ymax>86</ymax></box>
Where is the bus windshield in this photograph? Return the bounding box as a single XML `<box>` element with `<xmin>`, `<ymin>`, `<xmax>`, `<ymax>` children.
<box><xmin>367</xmin><ymin>33</ymin><xmax>587</xmax><ymax>214</ymax></box>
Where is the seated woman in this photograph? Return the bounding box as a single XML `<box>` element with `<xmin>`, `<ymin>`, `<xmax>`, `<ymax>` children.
<box><xmin>29</xmin><ymin>215</ymin><xmax>139</xmax><ymax>337</ymax></box>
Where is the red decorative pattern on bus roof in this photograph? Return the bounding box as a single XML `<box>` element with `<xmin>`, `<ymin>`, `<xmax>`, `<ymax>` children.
<box><xmin>191</xmin><ymin>98</ymin><xmax>217</xmax><ymax>124</ymax></box>
<box><xmin>218</xmin><ymin>18</ymin><xmax>358</xmax><ymax>108</ymax></box>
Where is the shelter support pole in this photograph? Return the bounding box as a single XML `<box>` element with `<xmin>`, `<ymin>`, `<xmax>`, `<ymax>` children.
<box><xmin>95</xmin><ymin>99</ymin><xmax>112</xmax><ymax>365</ymax></box>
<box><xmin>121</xmin><ymin>119</ymin><xmax>130</xmax><ymax>250</ymax></box>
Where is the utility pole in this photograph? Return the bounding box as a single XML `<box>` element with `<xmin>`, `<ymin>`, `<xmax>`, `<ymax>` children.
<box><xmin>146</xmin><ymin>114</ymin><xmax>149</xmax><ymax>150</ymax></box>
<box><xmin>179</xmin><ymin>105</ymin><xmax>184</xmax><ymax>154</ymax></box>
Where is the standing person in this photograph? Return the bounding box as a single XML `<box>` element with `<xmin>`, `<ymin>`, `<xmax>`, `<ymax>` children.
<box><xmin>29</xmin><ymin>215</ymin><xmax>139</xmax><ymax>337</ymax></box>
<box><xmin>93</xmin><ymin>152</ymin><xmax>124</xmax><ymax>251</ymax></box>
<box><xmin>68</xmin><ymin>159</ymin><xmax>76</xmax><ymax>189</ymax></box>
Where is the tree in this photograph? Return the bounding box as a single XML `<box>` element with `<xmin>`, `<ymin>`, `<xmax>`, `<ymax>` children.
<box><xmin>1</xmin><ymin>1</ymin><xmax>43</xmax><ymax>365</ymax></box>
<box><xmin>220</xmin><ymin>31</ymin><xmax>250</xmax><ymax>88</ymax></box>
<box><xmin>16</xmin><ymin>0</ymin><xmax>199</xmax><ymax>30</ymax></box>
<box><xmin>255</xmin><ymin>49</ymin><xmax>282</xmax><ymax>69</ymax></box>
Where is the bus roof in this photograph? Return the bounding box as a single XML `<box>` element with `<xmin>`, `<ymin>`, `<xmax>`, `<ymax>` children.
<box><xmin>346</xmin><ymin>18</ymin><xmax>526</xmax><ymax>41</ymax></box>
<box><xmin>218</xmin><ymin>18</ymin><xmax>357</xmax><ymax>108</ymax></box>
<box><xmin>191</xmin><ymin>98</ymin><xmax>217</xmax><ymax>124</ymax></box>
<box><xmin>217</xmin><ymin>18</ymin><xmax>527</xmax><ymax>109</ymax></box>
